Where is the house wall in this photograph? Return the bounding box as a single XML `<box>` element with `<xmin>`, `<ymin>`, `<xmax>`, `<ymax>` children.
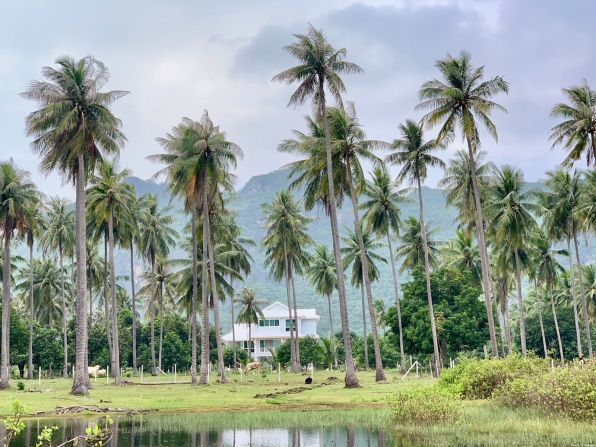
<box><xmin>300</xmin><ymin>319</ymin><xmax>317</xmax><ymax>336</ymax></box>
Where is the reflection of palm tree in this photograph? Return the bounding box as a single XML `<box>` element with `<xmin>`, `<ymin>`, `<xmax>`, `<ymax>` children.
<box><xmin>235</xmin><ymin>288</ymin><xmax>265</xmax><ymax>360</ymax></box>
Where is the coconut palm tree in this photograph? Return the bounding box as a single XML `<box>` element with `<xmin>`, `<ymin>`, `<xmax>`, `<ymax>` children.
<box><xmin>442</xmin><ymin>230</ymin><xmax>482</xmax><ymax>285</ymax></box>
<box><xmin>541</xmin><ymin>169</ymin><xmax>592</xmax><ymax>357</ymax></box>
<box><xmin>531</xmin><ymin>229</ymin><xmax>567</xmax><ymax>364</ymax></box>
<box><xmin>418</xmin><ymin>51</ymin><xmax>508</xmax><ymax>357</ymax></box>
<box><xmin>86</xmin><ymin>159</ymin><xmax>134</xmax><ymax>384</ymax></box>
<box><xmin>263</xmin><ymin>191</ymin><xmax>313</xmax><ymax>371</ymax></box>
<box><xmin>22</xmin><ymin>56</ymin><xmax>128</xmax><ymax>395</ymax></box>
<box><xmin>550</xmin><ymin>80</ymin><xmax>596</xmax><ymax>166</ymax></box>
<box><xmin>41</xmin><ymin>198</ymin><xmax>74</xmax><ymax>378</ymax></box>
<box><xmin>137</xmin><ymin>195</ymin><xmax>178</xmax><ymax>375</ymax></box>
<box><xmin>21</xmin><ymin>195</ymin><xmax>45</xmax><ymax>379</ymax></box>
<box><xmin>582</xmin><ymin>265</ymin><xmax>596</xmax><ymax>322</ymax></box>
<box><xmin>234</xmin><ymin>288</ymin><xmax>265</xmax><ymax>361</ymax></box>
<box><xmin>85</xmin><ymin>240</ymin><xmax>103</xmax><ymax>328</ymax></box>
<box><xmin>386</xmin><ymin>119</ymin><xmax>444</xmax><ymax>376</ymax></box>
<box><xmin>492</xmin><ymin>260</ymin><xmax>513</xmax><ymax>355</ymax></box>
<box><xmin>306</xmin><ymin>244</ymin><xmax>338</xmax><ymax>369</ymax></box>
<box><xmin>0</xmin><ymin>164</ymin><xmax>37</xmax><ymax>388</ymax></box>
<box><xmin>396</xmin><ymin>217</ymin><xmax>441</xmax><ymax>273</ymax></box>
<box><xmin>273</xmin><ymin>25</ymin><xmax>363</xmax><ymax>388</ymax></box>
<box><xmin>486</xmin><ymin>165</ymin><xmax>539</xmax><ymax>356</ymax></box>
<box><xmin>361</xmin><ymin>167</ymin><xmax>410</xmax><ymax>372</ymax></box>
<box><xmin>341</xmin><ymin>227</ymin><xmax>386</xmax><ymax>370</ymax></box>
<box><xmin>576</xmin><ymin>170</ymin><xmax>596</xmax><ymax>233</ymax></box>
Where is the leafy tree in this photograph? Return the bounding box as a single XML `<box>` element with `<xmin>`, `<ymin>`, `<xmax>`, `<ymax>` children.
<box><xmin>23</xmin><ymin>56</ymin><xmax>129</xmax><ymax>395</ymax></box>
<box><xmin>234</xmin><ymin>288</ymin><xmax>265</xmax><ymax>361</ymax></box>
<box><xmin>418</xmin><ymin>51</ymin><xmax>508</xmax><ymax>357</ymax></box>
<box><xmin>273</xmin><ymin>25</ymin><xmax>362</xmax><ymax>388</ymax></box>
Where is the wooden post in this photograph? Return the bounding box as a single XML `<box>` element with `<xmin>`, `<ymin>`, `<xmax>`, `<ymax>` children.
<box><xmin>38</xmin><ymin>368</ymin><xmax>41</xmax><ymax>386</ymax></box>
<box><xmin>174</xmin><ymin>364</ymin><xmax>177</xmax><ymax>383</ymax></box>
<box><xmin>278</xmin><ymin>363</ymin><xmax>281</xmax><ymax>383</ymax></box>
<box><xmin>141</xmin><ymin>365</ymin><xmax>144</xmax><ymax>383</ymax></box>
<box><xmin>207</xmin><ymin>363</ymin><xmax>210</xmax><ymax>384</ymax></box>
<box><xmin>106</xmin><ymin>366</ymin><xmax>109</xmax><ymax>384</ymax></box>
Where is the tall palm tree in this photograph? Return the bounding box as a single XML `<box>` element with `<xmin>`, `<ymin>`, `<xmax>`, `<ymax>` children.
<box><xmin>137</xmin><ymin>195</ymin><xmax>178</xmax><ymax>375</ymax></box>
<box><xmin>531</xmin><ymin>229</ymin><xmax>567</xmax><ymax>364</ymax></box>
<box><xmin>486</xmin><ymin>166</ymin><xmax>539</xmax><ymax>356</ymax></box>
<box><xmin>361</xmin><ymin>167</ymin><xmax>409</xmax><ymax>372</ymax></box>
<box><xmin>418</xmin><ymin>51</ymin><xmax>508</xmax><ymax>357</ymax></box>
<box><xmin>86</xmin><ymin>159</ymin><xmax>134</xmax><ymax>385</ymax></box>
<box><xmin>576</xmin><ymin>170</ymin><xmax>596</xmax><ymax>233</ymax></box>
<box><xmin>306</xmin><ymin>244</ymin><xmax>338</xmax><ymax>369</ymax></box>
<box><xmin>386</xmin><ymin>119</ymin><xmax>444</xmax><ymax>376</ymax></box>
<box><xmin>273</xmin><ymin>25</ymin><xmax>363</xmax><ymax>388</ymax></box>
<box><xmin>526</xmin><ymin>284</ymin><xmax>549</xmax><ymax>359</ymax></box>
<box><xmin>234</xmin><ymin>288</ymin><xmax>265</xmax><ymax>361</ymax></box>
<box><xmin>21</xmin><ymin>195</ymin><xmax>44</xmax><ymax>379</ymax></box>
<box><xmin>396</xmin><ymin>217</ymin><xmax>441</xmax><ymax>273</ymax></box>
<box><xmin>442</xmin><ymin>230</ymin><xmax>482</xmax><ymax>285</ymax></box>
<box><xmin>41</xmin><ymin>198</ymin><xmax>74</xmax><ymax>378</ymax></box>
<box><xmin>550</xmin><ymin>80</ymin><xmax>596</xmax><ymax>166</ymax></box>
<box><xmin>541</xmin><ymin>169</ymin><xmax>592</xmax><ymax>357</ymax></box>
<box><xmin>22</xmin><ymin>56</ymin><xmax>129</xmax><ymax>395</ymax></box>
<box><xmin>263</xmin><ymin>191</ymin><xmax>312</xmax><ymax>371</ymax></box>
<box><xmin>0</xmin><ymin>163</ymin><xmax>37</xmax><ymax>388</ymax></box>
<box><xmin>341</xmin><ymin>227</ymin><xmax>386</xmax><ymax>370</ymax></box>
<box><xmin>492</xmin><ymin>260</ymin><xmax>513</xmax><ymax>355</ymax></box>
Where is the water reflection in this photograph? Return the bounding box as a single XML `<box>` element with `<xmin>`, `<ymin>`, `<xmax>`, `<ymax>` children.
<box><xmin>10</xmin><ymin>415</ymin><xmax>390</xmax><ymax>447</ymax></box>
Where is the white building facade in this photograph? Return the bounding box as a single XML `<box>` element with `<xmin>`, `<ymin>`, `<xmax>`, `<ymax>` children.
<box><xmin>222</xmin><ymin>301</ymin><xmax>320</xmax><ymax>362</ymax></box>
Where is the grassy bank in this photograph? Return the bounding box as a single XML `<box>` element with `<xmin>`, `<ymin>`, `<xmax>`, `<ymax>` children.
<box><xmin>0</xmin><ymin>369</ymin><xmax>416</xmax><ymax>417</ymax></box>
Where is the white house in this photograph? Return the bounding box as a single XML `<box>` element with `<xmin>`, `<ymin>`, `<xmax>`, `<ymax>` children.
<box><xmin>222</xmin><ymin>301</ymin><xmax>320</xmax><ymax>362</ymax></box>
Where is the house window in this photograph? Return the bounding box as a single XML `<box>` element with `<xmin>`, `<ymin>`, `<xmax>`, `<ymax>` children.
<box><xmin>285</xmin><ymin>319</ymin><xmax>296</xmax><ymax>332</ymax></box>
<box><xmin>260</xmin><ymin>339</ymin><xmax>281</xmax><ymax>351</ymax></box>
<box><xmin>258</xmin><ymin>319</ymin><xmax>280</xmax><ymax>327</ymax></box>
<box><xmin>242</xmin><ymin>341</ymin><xmax>255</xmax><ymax>353</ymax></box>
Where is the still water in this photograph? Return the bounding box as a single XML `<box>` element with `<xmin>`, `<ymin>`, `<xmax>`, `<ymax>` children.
<box><xmin>9</xmin><ymin>414</ymin><xmax>391</xmax><ymax>447</ymax></box>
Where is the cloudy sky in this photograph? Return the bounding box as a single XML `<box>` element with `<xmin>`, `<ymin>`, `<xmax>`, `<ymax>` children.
<box><xmin>1</xmin><ymin>0</ymin><xmax>593</xmax><ymax>199</ymax></box>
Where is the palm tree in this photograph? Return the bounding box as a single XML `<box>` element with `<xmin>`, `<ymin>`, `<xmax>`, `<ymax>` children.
<box><xmin>486</xmin><ymin>166</ymin><xmax>539</xmax><ymax>356</ymax></box>
<box><xmin>541</xmin><ymin>169</ymin><xmax>592</xmax><ymax>357</ymax></box>
<box><xmin>526</xmin><ymin>284</ymin><xmax>549</xmax><ymax>359</ymax></box>
<box><xmin>306</xmin><ymin>244</ymin><xmax>338</xmax><ymax>369</ymax></box>
<box><xmin>273</xmin><ymin>25</ymin><xmax>363</xmax><ymax>388</ymax></box>
<box><xmin>396</xmin><ymin>217</ymin><xmax>441</xmax><ymax>272</ymax></box>
<box><xmin>86</xmin><ymin>159</ymin><xmax>134</xmax><ymax>385</ymax></box>
<box><xmin>531</xmin><ymin>229</ymin><xmax>567</xmax><ymax>364</ymax></box>
<box><xmin>41</xmin><ymin>198</ymin><xmax>74</xmax><ymax>378</ymax></box>
<box><xmin>550</xmin><ymin>80</ymin><xmax>596</xmax><ymax>166</ymax></box>
<box><xmin>235</xmin><ymin>288</ymin><xmax>265</xmax><ymax>361</ymax></box>
<box><xmin>341</xmin><ymin>227</ymin><xmax>386</xmax><ymax>370</ymax></box>
<box><xmin>442</xmin><ymin>230</ymin><xmax>482</xmax><ymax>285</ymax></box>
<box><xmin>263</xmin><ymin>191</ymin><xmax>312</xmax><ymax>371</ymax></box>
<box><xmin>582</xmin><ymin>265</ymin><xmax>596</xmax><ymax>322</ymax></box>
<box><xmin>418</xmin><ymin>51</ymin><xmax>508</xmax><ymax>357</ymax></box>
<box><xmin>0</xmin><ymin>163</ymin><xmax>37</xmax><ymax>388</ymax></box>
<box><xmin>21</xmin><ymin>195</ymin><xmax>44</xmax><ymax>379</ymax></box>
<box><xmin>386</xmin><ymin>119</ymin><xmax>444</xmax><ymax>376</ymax></box>
<box><xmin>492</xmin><ymin>260</ymin><xmax>513</xmax><ymax>355</ymax></box>
<box><xmin>576</xmin><ymin>170</ymin><xmax>596</xmax><ymax>233</ymax></box>
<box><xmin>22</xmin><ymin>56</ymin><xmax>129</xmax><ymax>395</ymax></box>
<box><xmin>361</xmin><ymin>167</ymin><xmax>409</xmax><ymax>372</ymax></box>
<box><xmin>85</xmin><ymin>240</ymin><xmax>103</xmax><ymax>328</ymax></box>
<box><xmin>137</xmin><ymin>195</ymin><xmax>178</xmax><ymax>375</ymax></box>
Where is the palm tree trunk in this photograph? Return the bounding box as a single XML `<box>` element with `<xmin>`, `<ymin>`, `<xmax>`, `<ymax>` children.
<box><xmin>205</xmin><ymin>213</ymin><xmax>227</xmax><ymax>383</ymax></box>
<box><xmin>466</xmin><ymin>139</ymin><xmax>499</xmax><ymax>357</ymax></box>
<box><xmin>248</xmin><ymin>324</ymin><xmax>252</xmax><ymax>361</ymax></box>
<box><xmin>0</xmin><ymin>221</ymin><xmax>11</xmax><ymax>389</ymax></box>
<box><xmin>290</xmin><ymin>263</ymin><xmax>301</xmax><ymax>368</ymax></box>
<box><xmin>150</xmin><ymin>258</ymin><xmax>157</xmax><ymax>376</ymax></box>
<box><xmin>347</xmin><ymin>174</ymin><xmax>385</xmax><ymax>381</ymax></box>
<box><xmin>191</xmin><ymin>206</ymin><xmax>199</xmax><ymax>385</ymax></box>
<box><xmin>327</xmin><ymin>293</ymin><xmax>338</xmax><ymax>369</ymax></box>
<box><xmin>360</xmin><ymin>284</ymin><xmax>368</xmax><ymax>370</ymax></box>
<box><xmin>504</xmin><ymin>301</ymin><xmax>513</xmax><ymax>355</ymax></box>
<box><xmin>318</xmin><ymin>78</ymin><xmax>359</xmax><ymax>388</ymax></box>
<box><xmin>130</xmin><ymin>245</ymin><xmax>137</xmax><ymax>376</ymax></box>
<box><xmin>573</xmin><ymin>229</ymin><xmax>593</xmax><ymax>357</ymax></box>
<box><xmin>230</xmin><ymin>276</ymin><xmax>237</xmax><ymax>372</ymax></box>
<box><xmin>103</xmin><ymin>235</ymin><xmax>112</xmax><ymax>359</ymax></box>
<box><xmin>386</xmin><ymin>230</ymin><xmax>405</xmax><ymax>373</ymax></box>
<box><xmin>548</xmin><ymin>279</ymin><xmax>564</xmax><ymax>365</ymax></box>
<box><xmin>109</xmin><ymin>208</ymin><xmax>121</xmax><ymax>385</ymax></box>
<box><xmin>416</xmin><ymin>177</ymin><xmax>441</xmax><ymax>377</ymax></box>
<box><xmin>534</xmin><ymin>280</ymin><xmax>548</xmax><ymax>358</ymax></box>
<box><xmin>567</xmin><ymin>237</ymin><xmax>583</xmax><ymax>357</ymax></box>
<box><xmin>71</xmin><ymin>153</ymin><xmax>89</xmax><ymax>395</ymax></box>
<box><xmin>27</xmin><ymin>242</ymin><xmax>34</xmax><ymax>380</ymax></box>
<box><xmin>514</xmin><ymin>249</ymin><xmax>527</xmax><ymax>356</ymax></box>
<box><xmin>59</xmin><ymin>245</ymin><xmax>68</xmax><ymax>379</ymax></box>
<box><xmin>158</xmin><ymin>282</ymin><xmax>164</xmax><ymax>372</ymax></box>
<box><xmin>199</xmin><ymin>177</ymin><xmax>210</xmax><ymax>385</ymax></box>
<box><xmin>283</xmin><ymin>242</ymin><xmax>298</xmax><ymax>371</ymax></box>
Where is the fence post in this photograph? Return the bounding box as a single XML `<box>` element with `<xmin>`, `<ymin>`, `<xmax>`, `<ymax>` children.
<box><xmin>38</xmin><ymin>368</ymin><xmax>41</xmax><ymax>386</ymax></box>
<box><xmin>278</xmin><ymin>363</ymin><xmax>281</xmax><ymax>383</ymax></box>
<box><xmin>416</xmin><ymin>361</ymin><xmax>419</xmax><ymax>378</ymax></box>
<box><xmin>141</xmin><ymin>365</ymin><xmax>144</xmax><ymax>383</ymax></box>
<box><xmin>106</xmin><ymin>366</ymin><xmax>109</xmax><ymax>384</ymax></box>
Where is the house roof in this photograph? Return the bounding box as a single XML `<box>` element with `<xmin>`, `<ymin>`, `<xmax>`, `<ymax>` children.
<box><xmin>261</xmin><ymin>301</ymin><xmax>320</xmax><ymax>319</ymax></box>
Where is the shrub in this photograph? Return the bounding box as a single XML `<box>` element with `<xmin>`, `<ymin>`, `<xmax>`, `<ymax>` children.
<box><xmin>439</xmin><ymin>355</ymin><xmax>549</xmax><ymax>399</ymax></box>
<box><xmin>16</xmin><ymin>381</ymin><xmax>25</xmax><ymax>391</ymax></box>
<box><xmin>390</xmin><ymin>385</ymin><xmax>462</xmax><ymax>424</ymax></box>
<box><xmin>496</xmin><ymin>359</ymin><xmax>596</xmax><ymax>421</ymax></box>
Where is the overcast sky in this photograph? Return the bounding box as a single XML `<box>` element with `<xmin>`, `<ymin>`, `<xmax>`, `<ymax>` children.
<box><xmin>1</xmin><ymin>0</ymin><xmax>593</xmax><ymax>199</ymax></box>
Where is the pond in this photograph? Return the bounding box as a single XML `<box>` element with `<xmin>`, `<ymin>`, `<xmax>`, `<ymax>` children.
<box><xmin>7</xmin><ymin>413</ymin><xmax>391</xmax><ymax>447</ymax></box>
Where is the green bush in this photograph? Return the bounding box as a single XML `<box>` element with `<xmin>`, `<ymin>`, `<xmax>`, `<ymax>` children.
<box><xmin>439</xmin><ymin>355</ymin><xmax>549</xmax><ymax>399</ymax></box>
<box><xmin>390</xmin><ymin>385</ymin><xmax>462</xmax><ymax>424</ymax></box>
<box><xmin>496</xmin><ymin>359</ymin><xmax>596</xmax><ymax>421</ymax></box>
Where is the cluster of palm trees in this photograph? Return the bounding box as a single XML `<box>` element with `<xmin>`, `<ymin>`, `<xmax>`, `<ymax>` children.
<box><xmin>0</xmin><ymin>26</ymin><xmax>594</xmax><ymax>394</ymax></box>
